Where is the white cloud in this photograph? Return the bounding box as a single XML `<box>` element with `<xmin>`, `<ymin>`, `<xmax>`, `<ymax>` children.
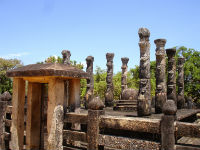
<box><xmin>0</xmin><ymin>52</ymin><xmax>29</xmax><ymax>59</ymax></box>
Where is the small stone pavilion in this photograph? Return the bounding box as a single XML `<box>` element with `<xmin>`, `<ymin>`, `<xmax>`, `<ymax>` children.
<box><xmin>6</xmin><ymin>63</ymin><xmax>89</xmax><ymax>149</ymax></box>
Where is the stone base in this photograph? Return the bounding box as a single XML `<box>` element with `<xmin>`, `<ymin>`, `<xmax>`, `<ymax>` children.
<box><xmin>113</xmin><ymin>100</ymin><xmax>137</xmax><ymax>112</ymax></box>
<box><xmin>105</xmin><ymin>101</ymin><xmax>113</xmax><ymax>107</ymax></box>
<box><xmin>113</xmin><ymin>106</ymin><xmax>137</xmax><ymax>112</ymax></box>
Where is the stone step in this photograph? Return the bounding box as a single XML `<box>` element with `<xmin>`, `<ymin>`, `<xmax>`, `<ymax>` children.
<box><xmin>115</xmin><ymin>100</ymin><xmax>137</xmax><ymax>103</ymax></box>
<box><xmin>117</xmin><ymin>103</ymin><xmax>137</xmax><ymax>106</ymax></box>
<box><xmin>113</xmin><ymin>106</ymin><xmax>137</xmax><ymax>112</ymax></box>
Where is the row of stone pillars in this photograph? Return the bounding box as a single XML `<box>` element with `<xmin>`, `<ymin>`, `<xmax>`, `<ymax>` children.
<box><xmin>137</xmin><ymin>27</ymin><xmax>185</xmax><ymax>116</ymax></box>
<box><xmin>62</xmin><ymin>32</ymin><xmax>185</xmax><ymax>114</ymax></box>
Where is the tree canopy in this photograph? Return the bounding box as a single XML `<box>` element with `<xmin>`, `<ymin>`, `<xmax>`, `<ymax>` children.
<box><xmin>0</xmin><ymin>58</ymin><xmax>23</xmax><ymax>94</ymax></box>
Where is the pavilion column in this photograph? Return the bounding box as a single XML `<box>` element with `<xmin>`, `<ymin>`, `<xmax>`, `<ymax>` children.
<box><xmin>154</xmin><ymin>39</ymin><xmax>167</xmax><ymax>113</ymax></box>
<box><xmin>105</xmin><ymin>53</ymin><xmax>114</xmax><ymax>107</ymax></box>
<box><xmin>85</xmin><ymin>56</ymin><xmax>94</xmax><ymax>109</ymax></box>
<box><xmin>177</xmin><ymin>57</ymin><xmax>185</xmax><ymax>109</ymax></box>
<box><xmin>10</xmin><ymin>78</ymin><xmax>25</xmax><ymax>150</ymax></box>
<box><xmin>166</xmin><ymin>48</ymin><xmax>177</xmax><ymax>104</ymax></box>
<box><xmin>47</xmin><ymin>78</ymin><xmax>64</xmax><ymax>140</ymax></box>
<box><xmin>26</xmin><ymin>82</ymin><xmax>42</xmax><ymax>149</ymax></box>
<box><xmin>137</xmin><ymin>28</ymin><xmax>151</xmax><ymax>116</ymax></box>
<box><xmin>62</xmin><ymin>50</ymin><xmax>71</xmax><ymax>111</ymax></box>
<box><xmin>69</xmin><ymin>79</ymin><xmax>80</xmax><ymax>112</ymax></box>
<box><xmin>69</xmin><ymin>79</ymin><xmax>81</xmax><ymax>132</ymax></box>
<box><xmin>121</xmin><ymin>57</ymin><xmax>129</xmax><ymax>98</ymax></box>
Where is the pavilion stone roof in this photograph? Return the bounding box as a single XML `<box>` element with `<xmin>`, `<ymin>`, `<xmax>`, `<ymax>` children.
<box><xmin>6</xmin><ymin>63</ymin><xmax>89</xmax><ymax>79</ymax></box>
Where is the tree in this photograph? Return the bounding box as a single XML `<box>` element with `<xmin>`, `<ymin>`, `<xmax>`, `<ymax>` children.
<box><xmin>0</xmin><ymin>58</ymin><xmax>23</xmax><ymax>94</ymax></box>
<box><xmin>93</xmin><ymin>66</ymin><xmax>107</xmax><ymax>100</ymax></box>
<box><xmin>176</xmin><ymin>46</ymin><xmax>200</xmax><ymax>103</ymax></box>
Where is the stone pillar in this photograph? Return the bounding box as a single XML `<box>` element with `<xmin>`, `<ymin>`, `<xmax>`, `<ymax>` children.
<box><xmin>47</xmin><ymin>78</ymin><xmax>64</xmax><ymax>147</ymax></box>
<box><xmin>85</xmin><ymin>56</ymin><xmax>94</xmax><ymax>109</ymax></box>
<box><xmin>121</xmin><ymin>57</ymin><xmax>129</xmax><ymax>98</ymax></box>
<box><xmin>62</xmin><ymin>50</ymin><xmax>71</xmax><ymax>65</ymax></box>
<box><xmin>105</xmin><ymin>53</ymin><xmax>114</xmax><ymax>107</ymax></box>
<box><xmin>154</xmin><ymin>39</ymin><xmax>167</xmax><ymax>113</ymax></box>
<box><xmin>166</xmin><ymin>48</ymin><xmax>177</xmax><ymax>104</ymax></box>
<box><xmin>62</xmin><ymin>50</ymin><xmax>71</xmax><ymax>111</ymax></box>
<box><xmin>0</xmin><ymin>92</ymin><xmax>11</xmax><ymax>149</ymax></box>
<box><xmin>87</xmin><ymin>97</ymin><xmax>104</xmax><ymax>150</ymax></box>
<box><xmin>137</xmin><ymin>28</ymin><xmax>151</xmax><ymax>116</ymax></box>
<box><xmin>26</xmin><ymin>83</ymin><xmax>42</xmax><ymax>149</ymax></box>
<box><xmin>47</xmin><ymin>105</ymin><xmax>64</xmax><ymax>150</ymax></box>
<box><xmin>161</xmin><ymin>100</ymin><xmax>177</xmax><ymax>150</ymax></box>
<box><xmin>10</xmin><ymin>78</ymin><xmax>25</xmax><ymax>150</ymax></box>
<box><xmin>177</xmin><ymin>57</ymin><xmax>185</xmax><ymax>109</ymax></box>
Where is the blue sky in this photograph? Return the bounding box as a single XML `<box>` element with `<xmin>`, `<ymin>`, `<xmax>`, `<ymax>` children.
<box><xmin>0</xmin><ymin>0</ymin><xmax>199</xmax><ymax>73</ymax></box>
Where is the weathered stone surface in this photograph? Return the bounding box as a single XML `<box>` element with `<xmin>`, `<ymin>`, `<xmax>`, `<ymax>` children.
<box><xmin>0</xmin><ymin>91</ymin><xmax>12</xmax><ymax>101</ymax></box>
<box><xmin>105</xmin><ymin>53</ymin><xmax>114</xmax><ymax>107</ymax></box>
<box><xmin>161</xmin><ymin>100</ymin><xmax>177</xmax><ymax>150</ymax></box>
<box><xmin>154</xmin><ymin>39</ymin><xmax>167</xmax><ymax>113</ymax></box>
<box><xmin>62</xmin><ymin>50</ymin><xmax>71</xmax><ymax>65</ymax></box>
<box><xmin>88</xmin><ymin>97</ymin><xmax>104</xmax><ymax>110</ymax></box>
<box><xmin>121</xmin><ymin>57</ymin><xmax>129</xmax><ymax>95</ymax></box>
<box><xmin>87</xmin><ymin>99</ymin><xmax>105</xmax><ymax>150</ymax></box>
<box><xmin>166</xmin><ymin>48</ymin><xmax>177</xmax><ymax>104</ymax></box>
<box><xmin>137</xmin><ymin>27</ymin><xmax>151</xmax><ymax>116</ymax></box>
<box><xmin>176</xmin><ymin>121</ymin><xmax>200</xmax><ymax>138</ymax></box>
<box><xmin>177</xmin><ymin>57</ymin><xmax>185</xmax><ymax>109</ymax></box>
<box><xmin>163</xmin><ymin>100</ymin><xmax>177</xmax><ymax>115</ymax></box>
<box><xmin>47</xmin><ymin>105</ymin><xmax>64</xmax><ymax>150</ymax></box>
<box><xmin>10</xmin><ymin>78</ymin><xmax>25</xmax><ymax>150</ymax></box>
<box><xmin>85</xmin><ymin>56</ymin><xmax>94</xmax><ymax>109</ymax></box>
<box><xmin>6</xmin><ymin>63</ymin><xmax>89</xmax><ymax>79</ymax></box>
<box><xmin>100</xmin><ymin>115</ymin><xmax>160</xmax><ymax>134</ymax></box>
<box><xmin>98</xmin><ymin>134</ymin><xmax>160</xmax><ymax>150</ymax></box>
<box><xmin>121</xmin><ymin>88</ymin><xmax>138</xmax><ymax>100</ymax></box>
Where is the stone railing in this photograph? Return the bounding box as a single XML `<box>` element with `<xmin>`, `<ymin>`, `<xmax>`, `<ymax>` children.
<box><xmin>2</xmin><ymin>99</ymin><xmax>200</xmax><ymax>150</ymax></box>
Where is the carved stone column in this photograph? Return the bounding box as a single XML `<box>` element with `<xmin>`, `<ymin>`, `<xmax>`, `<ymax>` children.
<box><xmin>62</xmin><ymin>50</ymin><xmax>71</xmax><ymax>65</ymax></box>
<box><xmin>137</xmin><ymin>28</ymin><xmax>151</xmax><ymax>116</ymax></box>
<box><xmin>121</xmin><ymin>57</ymin><xmax>129</xmax><ymax>97</ymax></box>
<box><xmin>177</xmin><ymin>57</ymin><xmax>185</xmax><ymax>109</ymax></box>
<box><xmin>62</xmin><ymin>50</ymin><xmax>71</xmax><ymax>111</ymax></box>
<box><xmin>154</xmin><ymin>39</ymin><xmax>167</xmax><ymax>113</ymax></box>
<box><xmin>105</xmin><ymin>53</ymin><xmax>114</xmax><ymax>107</ymax></box>
<box><xmin>85</xmin><ymin>56</ymin><xmax>94</xmax><ymax>109</ymax></box>
<box><xmin>166</xmin><ymin>48</ymin><xmax>177</xmax><ymax>104</ymax></box>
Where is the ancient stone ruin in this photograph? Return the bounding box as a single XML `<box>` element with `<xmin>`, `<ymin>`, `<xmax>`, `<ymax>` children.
<box><xmin>121</xmin><ymin>57</ymin><xmax>129</xmax><ymax>95</ymax></box>
<box><xmin>61</xmin><ymin>50</ymin><xmax>71</xmax><ymax>65</ymax></box>
<box><xmin>1</xmin><ymin>28</ymin><xmax>200</xmax><ymax>150</ymax></box>
<box><xmin>154</xmin><ymin>39</ymin><xmax>167</xmax><ymax>113</ymax></box>
<box><xmin>166</xmin><ymin>48</ymin><xmax>177</xmax><ymax>103</ymax></box>
<box><xmin>137</xmin><ymin>27</ymin><xmax>151</xmax><ymax>116</ymax></box>
<box><xmin>113</xmin><ymin>57</ymin><xmax>138</xmax><ymax>111</ymax></box>
<box><xmin>105</xmin><ymin>53</ymin><xmax>114</xmax><ymax>107</ymax></box>
<box><xmin>84</xmin><ymin>56</ymin><xmax>94</xmax><ymax>109</ymax></box>
<box><xmin>177</xmin><ymin>57</ymin><xmax>185</xmax><ymax>109</ymax></box>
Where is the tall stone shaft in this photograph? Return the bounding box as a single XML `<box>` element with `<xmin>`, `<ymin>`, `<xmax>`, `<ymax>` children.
<box><xmin>137</xmin><ymin>28</ymin><xmax>151</xmax><ymax>116</ymax></box>
<box><xmin>177</xmin><ymin>57</ymin><xmax>185</xmax><ymax>109</ymax></box>
<box><xmin>62</xmin><ymin>50</ymin><xmax>71</xmax><ymax>65</ymax></box>
<box><xmin>105</xmin><ymin>53</ymin><xmax>114</xmax><ymax>107</ymax></box>
<box><xmin>85</xmin><ymin>56</ymin><xmax>94</xmax><ymax>109</ymax></box>
<box><xmin>166</xmin><ymin>48</ymin><xmax>177</xmax><ymax>103</ymax></box>
<box><xmin>121</xmin><ymin>57</ymin><xmax>129</xmax><ymax>96</ymax></box>
<box><xmin>154</xmin><ymin>39</ymin><xmax>167</xmax><ymax>113</ymax></box>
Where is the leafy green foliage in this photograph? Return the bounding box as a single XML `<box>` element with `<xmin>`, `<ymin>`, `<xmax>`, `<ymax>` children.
<box><xmin>0</xmin><ymin>58</ymin><xmax>23</xmax><ymax>94</ymax></box>
<box><xmin>176</xmin><ymin>46</ymin><xmax>200</xmax><ymax>103</ymax></box>
<box><xmin>93</xmin><ymin>66</ymin><xmax>107</xmax><ymax>99</ymax></box>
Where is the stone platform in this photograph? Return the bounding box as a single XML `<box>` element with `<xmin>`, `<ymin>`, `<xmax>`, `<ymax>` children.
<box><xmin>80</xmin><ymin>107</ymin><xmax>200</xmax><ymax>121</ymax></box>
